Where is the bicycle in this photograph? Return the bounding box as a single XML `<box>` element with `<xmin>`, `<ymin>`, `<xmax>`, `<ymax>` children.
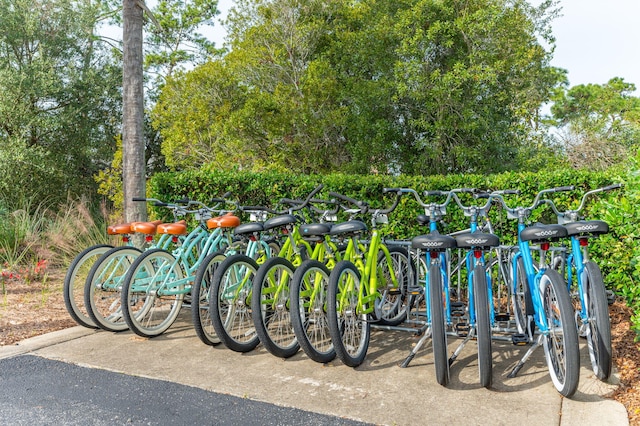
<box><xmin>82</xmin><ymin>198</ymin><xmax>194</xmax><ymax>332</ymax></box>
<box><xmin>204</xmin><ymin>201</ymin><xmax>302</xmax><ymax>352</ymax></box>
<box><xmin>397</xmin><ymin>188</ymin><xmax>499</xmax><ymax>388</ymax></box>
<box><xmin>63</xmin><ymin>221</ymin><xmax>135</xmax><ymax>329</ymax></box>
<box><xmin>326</xmin><ymin>189</ymin><xmax>413</xmax><ymax>367</ymax></box>
<box><xmin>119</xmin><ymin>196</ymin><xmax>238</xmax><ymax>337</ymax></box>
<box><xmin>248</xmin><ymin>186</ymin><xmax>328</xmax><ymax>358</ymax></box>
<box><xmin>289</xmin><ymin>199</ymin><xmax>346</xmax><ymax>363</ymax></box>
<box><xmin>492</xmin><ymin>187</ymin><xmax>580</xmax><ymax>397</ymax></box>
<box><xmin>543</xmin><ymin>183</ymin><xmax>621</xmax><ymax>381</ymax></box>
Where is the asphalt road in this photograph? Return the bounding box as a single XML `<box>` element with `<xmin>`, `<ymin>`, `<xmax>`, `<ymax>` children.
<box><xmin>0</xmin><ymin>355</ymin><xmax>366</xmax><ymax>425</ymax></box>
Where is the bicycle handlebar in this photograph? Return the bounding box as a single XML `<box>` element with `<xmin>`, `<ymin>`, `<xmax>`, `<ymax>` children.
<box><xmin>491</xmin><ymin>186</ymin><xmax>574</xmax><ymax>220</ymax></box>
<box><xmin>241</xmin><ymin>184</ymin><xmax>325</xmax><ymax>215</ymax></box>
<box><xmin>542</xmin><ymin>183</ymin><xmax>621</xmax><ymax>222</ymax></box>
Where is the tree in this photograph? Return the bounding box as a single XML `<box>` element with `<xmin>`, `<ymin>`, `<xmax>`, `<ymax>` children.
<box><xmin>122</xmin><ymin>0</ymin><xmax>147</xmax><ymax>224</ymax></box>
<box><xmin>551</xmin><ymin>77</ymin><xmax>640</xmax><ymax>170</ymax></box>
<box><xmin>153</xmin><ymin>0</ymin><xmax>564</xmax><ymax>175</ymax></box>
<box><xmin>0</xmin><ymin>0</ymin><xmax>122</xmax><ymax>207</ymax></box>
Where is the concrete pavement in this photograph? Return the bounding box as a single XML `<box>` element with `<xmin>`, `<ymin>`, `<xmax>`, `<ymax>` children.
<box><xmin>0</xmin><ymin>311</ymin><xmax>629</xmax><ymax>425</ymax></box>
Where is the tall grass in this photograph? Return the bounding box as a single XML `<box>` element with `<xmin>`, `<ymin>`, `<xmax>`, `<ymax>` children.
<box><xmin>0</xmin><ymin>196</ymin><xmax>115</xmax><ymax>271</ymax></box>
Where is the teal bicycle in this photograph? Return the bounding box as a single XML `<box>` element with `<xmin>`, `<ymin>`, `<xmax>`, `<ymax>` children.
<box><xmin>119</xmin><ymin>196</ymin><xmax>238</xmax><ymax>337</ymax></box>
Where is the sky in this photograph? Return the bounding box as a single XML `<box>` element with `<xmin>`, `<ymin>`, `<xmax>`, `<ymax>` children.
<box><xmin>210</xmin><ymin>0</ymin><xmax>640</xmax><ymax>91</ymax></box>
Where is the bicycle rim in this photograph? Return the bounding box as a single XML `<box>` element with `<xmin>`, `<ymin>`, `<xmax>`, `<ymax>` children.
<box><xmin>122</xmin><ymin>249</ymin><xmax>184</xmax><ymax>337</ymax></box>
<box><xmin>429</xmin><ymin>262</ymin><xmax>449</xmax><ymax>386</ymax></box>
<box><xmin>85</xmin><ymin>246</ymin><xmax>141</xmax><ymax>332</ymax></box>
<box><xmin>64</xmin><ymin>244</ymin><xmax>112</xmax><ymax>328</ymax></box>
<box><xmin>328</xmin><ymin>261</ymin><xmax>370</xmax><ymax>367</ymax></box>
<box><xmin>210</xmin><ymin>254</ymin><xmax>259</xmax><ymax>352</ymax></box>
<box><xmin>375</xmin><ymin>247</ymin><xmax>413</xmax><ymax>326</ymax></box>
<box><xmin>290</xmin><ymin>260</ymin><xmax>334</xmax><ymax>363</ymax></box>
<box><xmin>252</xmin><ymin>257</ymin><xmax>299</xmax><ymax>358</ymax></box>
<box><xmin>191</xmin><ymin>251</ymin><xmax>226</xmax><ymax>346</ymax></box>
<box><xmin>473</xmin><ymin>265</ymin><xmax>492</xmax><ymax>388</ymax></box>
<box><xmin>541</xmin><ymin>269</ymin><xmax>580</xmax><ymax>397</ymax></box>
<box><xmin>583</xmin><ymin>262</ymin><xmax>612</xmax><ymax>380</ymax></box>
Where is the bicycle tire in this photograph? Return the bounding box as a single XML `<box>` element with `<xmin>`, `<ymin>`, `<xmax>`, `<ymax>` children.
<box><xmin>327</xmin><ymin>260</ymin><xmax>370</xmax><ymax>367</ymax></box>
<box><xmin>472</xmin><ymin>265</ymin><xmax>492</xmax><ymax>388</ymax></box>
<box><xmin>290</xmin><ymin>260</ymin><xmax>335</xmax><ymax>363</ymax></box>
<box><xmin>375</xmin><ymin>246</ymin><xmax>414</xmax><ymax>326</ymax></box>
<box><xmin>85</xmin><ymin>246</ymin><xmax>142</xmax><ymax>332</ymax></box>
<box><xmin>210</xmin><ymin>254</ymin><xmax>260</xmax><ymax>352</ymax></box>
<box><xmin>191</xmin><ymin>251</ymin><xmax>226</xmax><ymax>346</ymax></box>
<box><xmin>121</xmin><ymin>248</ymin><xmax>185</xmax><ymax>338</ymax></box>
<box><xmin>583</xmin><ymin>261</ymin><xmax>612</xmax><ymax>380</ymax></box>
<box><xmin>540</xmin><ymin>268</ymin><xmax>580</xmax><ymax>397</ymax></box>
<box><xmin>429</xmin><ymin>262</ymin><xmax>449</xmax><ymax>386</ymax></box>
<box><xmin>63</xmin><ymin>244</ymin><xmax>113</xmax><ymax>328</ymax></box>
<box><xmin>512</xmin><ymin>256</ymin><xmax>536</xmax><ymax>338</ymax></box>
<box><xmin>251</xmin><ymin>257</ymin><xmax>299</xmax><ymax>358</ymax></box>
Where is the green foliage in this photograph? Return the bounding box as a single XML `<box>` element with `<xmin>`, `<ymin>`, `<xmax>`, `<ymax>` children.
<box><xmin>0</xmin><ymin>0</ymin><xmax>122</xmax><ymax>204</ymax></box>
<box><xmin>153</xmin><ymin>0</ymin><xmax>565</xmax><ymax>174</ymax></box>
<box><xmin>550</xmin><ymin>77</ymin><xmax>640</xmax><ymax>170</ymax></box>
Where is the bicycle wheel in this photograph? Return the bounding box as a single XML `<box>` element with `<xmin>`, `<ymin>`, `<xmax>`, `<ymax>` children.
<box><xmin>583</xmin><ymin>261</ymin><xmax>612</xmax><ymax>380</ymax></box>
<box><xmin>429</xmin><ymin>262</ymin><xmax>449</xmax><ymax>386</ymax></box>
<box><xmin>85</xmin><ymin>246</ymin><xmax>142</xmax><ymax>332</ymax></box>
<box><xmin>290</xmin><ymin>260</ymin><xmax>335</xmax><ymax>363</ymax></box>
<box><xmin>512</xmin><ymin>256</ymin><xmax>536</xmax><ymax>338</ymax></box>
<box><xmin>327</xmin><ymin>260</ymin><xmax>370</xmax><ymax>367</ymax></box>
<box><xmin>210</xmin><ymin>254</ymin><xmax>260</xmax><ymax>352</ymax></box>
<box><xmin>540</xmin><ymin>268</ymin><xmax>580</xmax><ymax>397</ymax></box>
<box><xmin>375</xmin><ymin>246</ymin><xmax>414</xmax><ymax>326</ymax></box>
<box><xmin>121</xmin><ymin>248</ymin><xmax>185</xmax><ymax>338</ymax></box>
<box><xmin>472</xmin><ymin>265</ymin><xmax>492</xmax><ymax>388</ymax></box>
<box><xmin>63</xmin><ymin>244</ymin><xmax>112</xmax><ymax>328</ymax></box>
<box><xmin>191</xmin><ymin>251</ymin><xmax>226</xmax><ymax>346</ymax></box>
<box><xmin>251</xmin><ymin>257</ymin><xmax>299</xmax><ymax>358</ymax></box>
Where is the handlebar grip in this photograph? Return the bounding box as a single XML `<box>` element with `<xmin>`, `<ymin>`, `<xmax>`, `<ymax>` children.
<box><xmin>552</xmin><ymin>186</ymin><xmax>574</xmax><ymax>192</ymax></box>
<box><xmin>424</xmin><ymin>190</ymin><xmax>447</xmax><ymax>196</ymax></box>
<box><xmin>280</xmin><ymin>198</ymin><xmax>304</xmax><ymax>205</ymax></box>
<box><xmin>132</xmin><ymin>197</ymin><xmax>147</xmax><ymax>202</ymax></box>
<box><xmin>241</xmin><ymin>206</ymin><xmax>268</xmax><ymax>211</ymax></box>
<box><xmin>456</xmin><ymin>188</ymin><xmax>476</xmax><ymax>193</ymax></box>
<box><xmin>221</xmin><ymin>191</ymin><xmax>232</xmax><ymax>198</ymax></box>
<box><xmin>383</xmin><ymin>188</ymin><xmax>401</xmax><ymax>194</ymax></box>
<box><xmin>503</xmin><ymin>190</ymin><xmax>520</xmax><ymax>195</ymax></box>
<box><xmin>154</xmin><ymin>201</ymin><xmax>168</xmax><ymax>207</ymax></box>
<box><xmin>602</xmin><ymin>183</ymin><xmax>622</xmax><ymax>191</ymax></box>
<box><xmin>210</xmin><ymin>198</ymin><xmax>226</xmax><ymax>203</ymax></box>
<box><xmin>474</xmin><ymin>192</ymin><xmax>490</xmax><ymax>199</ymax></box>
<box><xmin>328</xmin><ymin>191</ymin><xmax>365</xmax><ymax>207</ymax></box>
<box><xmin>173</xmin><ymin>198</ymin><xmax>190</xmax><ymax>204</ymax></box>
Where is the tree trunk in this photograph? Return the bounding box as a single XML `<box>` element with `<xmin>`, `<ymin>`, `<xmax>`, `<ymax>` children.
<box><xmin>122</xmin><ymin>0</ymin><xmax>147</xmax><ymax>223</ymax></box>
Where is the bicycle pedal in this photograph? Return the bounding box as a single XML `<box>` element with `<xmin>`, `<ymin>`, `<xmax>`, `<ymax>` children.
<box><xmin>450</xmin><ymin>302</ymin><xmax>466</xmax><ymax>317</ymax></box>
<box><xmin>511</xmin><ymin>333</ymin><xmax>529</xmax><ymax>346</ymax></box>
<box><xmin>408</xmin><ymin>286</ymin><xmax>423</xmax><ymax>295</ymax></box>
<box><xmin>387</xmin><ymin>288</ymin><xmax>402</xmax><ymax>295</ymax></box>
<box><xmin>606</xmin><ymin>290</ymin><xmax>615</xmax><ymax>305</ymax></box>
<box><xmin>494</xmin><ymin>313</ymin><xmax>510</xmax><ymax>322</ymax></box>
<box><xmin>455</xmin><ymin>322</ymin><xmax>470</xmax><ymax>337</ymax></box>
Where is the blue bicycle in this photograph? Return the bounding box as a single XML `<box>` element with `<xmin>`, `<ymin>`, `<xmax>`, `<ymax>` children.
<box><xmin>543</xmin><ymin>183</ymin><xmax>620</xmax><ymax>381</ymax></box>
<box><xmin>492</xmin><ymin>187</ymin><xmax>580</xmax><ymax>397</ymax></box>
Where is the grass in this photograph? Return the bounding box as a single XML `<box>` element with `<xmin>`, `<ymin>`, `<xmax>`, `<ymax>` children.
<box><xmin>0</xmin><ymin>195</ymin><xmax>115</xmax><ymax>277</ymax></box>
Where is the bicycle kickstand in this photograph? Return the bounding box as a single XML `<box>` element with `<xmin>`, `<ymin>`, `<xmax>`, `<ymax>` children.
<box><xmin>400</xmin><ymin>327</ymin><xmax>432</xmax><ymax>368</ymax></box>
<box><xmin>507</xmin><ymin>333</ymin><xmax>543</xmax><ymax>378</ymax></box>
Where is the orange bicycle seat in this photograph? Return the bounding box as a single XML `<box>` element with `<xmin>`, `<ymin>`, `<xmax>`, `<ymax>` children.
<box><xmin>130</xmin><ymin>220</ymin><xmax>163</xmax><ymax>235</ymax></box>
<box><xmin>107</xmin><ymin>222</ymin><xmax>133</xmax><ymax>235</ymax></box>
<box><xmin>157</xmin><ymin>220</ymin><xmax>188</xmax><ymax>235</ymax></box>
<box><xmin>207</xmin><ymin>213</ymin><xmax>241</xmax><ymax>230</ymax></box>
